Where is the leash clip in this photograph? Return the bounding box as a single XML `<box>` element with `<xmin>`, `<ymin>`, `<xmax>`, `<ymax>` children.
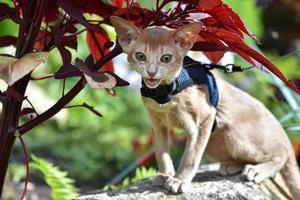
<box><xmin>224</xmin><ymin>64</ymin><xmax>244</xmax><ymax>73</ymax></box>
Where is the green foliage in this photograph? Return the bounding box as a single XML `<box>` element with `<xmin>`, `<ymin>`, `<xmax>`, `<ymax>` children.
<box><xmin>225</xmin><ymin>53</ymin><xmax>300</xmax><ymax>141</ymax></box>
<box><xmin>30</xmin><ymin>155</ymin><xmax>79</xmax><ymax>200</ymax></box>
<box><xmin>7</xmin><ymin>163</ymin><xmax>26</xmax><ymax>183</ymax></box>
<box><xmin>103</xmin><ymin>166</ymin><xmax>157</xmax><ymax>191</ymax></box>
<box><xmin>6</xmin><ymin>0</ymin><xmax>300</xmax><ymax>193</ymax></box>
<box><xmin>130</xmin><ymin>166</ymin><xmax>157</xmax><ymax>184</ymax></box>
<box><xmin>21</xmin><ymin>87</ymin><xmax>150</xmax><ymax>181</ymax></box>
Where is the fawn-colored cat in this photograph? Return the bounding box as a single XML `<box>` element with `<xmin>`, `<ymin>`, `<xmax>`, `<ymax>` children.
<box><xmin>110</xmin><ymin>16</ymin><xmax>300</xmax><ymax>199</ymax></box>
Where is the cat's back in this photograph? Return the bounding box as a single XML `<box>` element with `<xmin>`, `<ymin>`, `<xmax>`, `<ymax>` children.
<box><xmin>215</xmin><ymin>76</ymin><xmax>287</xmax><ymax>141</ymax></box>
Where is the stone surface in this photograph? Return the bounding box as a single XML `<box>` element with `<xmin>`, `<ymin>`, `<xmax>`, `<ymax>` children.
<box><xmin>74</xmin><ymin>164</ymin><xmax>291</xmax><ymax>200</ymax></box>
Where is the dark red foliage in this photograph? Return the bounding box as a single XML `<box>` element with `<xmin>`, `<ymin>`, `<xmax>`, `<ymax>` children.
<box><xmin>0</xmin><ymin>36</ymin><xmax>17</xmax><ymax>48</ymax></box>
<box><xmin>56</xmin><ymin>0</ymin><xmax>101</xmax><ymax>31</ymax></box>
<box><xmin>112</xmin><ymin>0</ymin><xmax>125</xmax><ymax>8</ymax></box>
<box><xmin>0</xmin><ymin>0</ymin><xmax>297</xmax><ymax>129</ymax></box>
<box><xmin>0</xmin><ymin>0</ymin><xmax>299</xmax><ymax>197</ymax></box>
<box><xmin>86</xmin><ymin>28</ymin><xmax>114</xmax><ymax>72</ymax></box>
<box><xmin>0</xmin><ymin>3</ymin><xmax>11</xmax><ymax>20</ymax></box>
<box><xmin>74</xmin><ymin>0</ymin><xmax>116</xmax><ymax>19</ymax></box>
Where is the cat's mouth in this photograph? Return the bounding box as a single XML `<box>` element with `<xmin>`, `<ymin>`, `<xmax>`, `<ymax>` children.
<box><xmin>144</xmin><ymin>78</ymin><xmax>160</xmax><ymax>88</ymax></box>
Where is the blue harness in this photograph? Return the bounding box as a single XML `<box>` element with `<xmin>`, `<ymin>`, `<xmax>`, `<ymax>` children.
<box><xmin>140</xmin><ymin>56</ymin><xmax>219</xmax><ymax>107</ymax></box>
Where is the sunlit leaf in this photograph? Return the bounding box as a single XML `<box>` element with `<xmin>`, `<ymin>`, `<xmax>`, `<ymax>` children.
<box><xmin>0</xmin><ymin>52</ymin><xmax>48</xmax><ymax>86</ymax></box>
<box><xmin>84</xmin><ymin>72</ymin><xmax>117</xmax><ymax>89</ymax></box>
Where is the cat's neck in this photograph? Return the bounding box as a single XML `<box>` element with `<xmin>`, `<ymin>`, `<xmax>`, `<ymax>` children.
<box><xmin>160</xmin><ymin>68</ymin><xmax>182</xmax><ymax>86</ymax></box>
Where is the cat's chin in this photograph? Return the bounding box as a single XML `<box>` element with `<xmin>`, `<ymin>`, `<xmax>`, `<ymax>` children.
<box><xmin>144</xmin><ymin>78</ymin><xmax>161</xmax><ymax>88</ymax></box>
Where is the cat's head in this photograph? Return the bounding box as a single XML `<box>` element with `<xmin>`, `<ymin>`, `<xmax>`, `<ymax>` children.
<box><xmin>110</xmin><ymin>16</ymin><xmax>202</xmax><ymax>88</ymax></box>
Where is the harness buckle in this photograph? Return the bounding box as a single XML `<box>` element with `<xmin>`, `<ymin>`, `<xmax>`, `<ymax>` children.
<box><xmin>224</xmin><ymin>64</ymin><xmax>234</xmax><ymax>73</ymax></box>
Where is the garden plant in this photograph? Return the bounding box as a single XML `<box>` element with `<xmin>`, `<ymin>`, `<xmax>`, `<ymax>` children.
<box><xmin>0</xmin><ymin>0</ymin><xmax>299</xmax><ymax>198</ymax></box>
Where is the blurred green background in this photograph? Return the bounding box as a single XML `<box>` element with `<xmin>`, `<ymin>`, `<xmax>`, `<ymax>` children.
<box><xmin>1</xmin><ymin>0</ymin><xmax>300</xmax><ymax>198</ymax></box>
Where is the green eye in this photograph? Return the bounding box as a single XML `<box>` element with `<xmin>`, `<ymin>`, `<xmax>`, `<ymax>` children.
<box><xmin>160</xmin><ymin>54</ymin><xmax>172</xmax><ymax>63</ymax></box>
<box><xmin>135</xmin><ymin>52</ymin><xmax>146</xmax><ymax>61</ymax></box>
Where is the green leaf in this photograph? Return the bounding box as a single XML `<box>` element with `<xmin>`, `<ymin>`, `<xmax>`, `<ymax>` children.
<box><xmin>30</xmin><ymin>155</ymin><xmax>80</xmax><ymax>200</ymax></box>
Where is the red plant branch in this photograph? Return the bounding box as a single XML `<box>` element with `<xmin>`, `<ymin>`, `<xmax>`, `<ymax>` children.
<box><xmin>17</xmin><ymin>77</ymin><xmax>86</xmax><ymax>135</ymax></box>
<box><xmin>17</xmin><ymin>135</ymin><xmax>29</xmax><ymax>200</ymax></box>
<box><xmin>18</xmin><ymin>43</ymin><xmax>122</xmax><ymax>135</ymax></box>
<box><xmin>30</xmin><ymin>73</ymin><xmax>55</xmax><ymax>81</ymax></box>
<box><xmin>0</xmin><ymin>1</ymin><xmax>48</xmax><ymax>196</ymax></box>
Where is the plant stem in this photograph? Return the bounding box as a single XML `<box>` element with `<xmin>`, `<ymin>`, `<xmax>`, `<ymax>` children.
<box><xmin>0</xmin><ymin>0</ymin><xmax>47</xmax><ymax>196</ymax></box>
<box><xmin>18</xmin><ymin>42</ymin><xmax>122</xmax><ymax>135</ymax></box>
<box><xmin>18</xmin><ymin>78</ymin><xmax>86</xmax><ymax>135</ymax></box>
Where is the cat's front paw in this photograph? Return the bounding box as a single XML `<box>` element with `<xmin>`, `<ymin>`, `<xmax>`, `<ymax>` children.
<box><xmin>152</xmin><ymin>173</ymin><xmax>169</xmax><ymax>186</ymax></box>
<box><xmin>164</xmin><ymin>176</ymin><xmax>191</xmax><ymax>193</ymax></box>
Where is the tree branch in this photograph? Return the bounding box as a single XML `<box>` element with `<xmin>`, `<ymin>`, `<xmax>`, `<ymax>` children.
<box><xmin>18</xmin><ymin>78</ymin><xmax>86</xmax><ymax>135</ymax></box>
<box><xmin>64</xmin><ymin>102</ymin><xmax>102</xmax><ymax>117</ymax></box>
<box><xmin>18</xmin><ymin>42</ymin><xmax>122</xmax><ymax>135</ymax></box>
<box><xmin>30</xmin><ymin>73</ymin><xmax>54</xmax><ymax>81</ymax></box>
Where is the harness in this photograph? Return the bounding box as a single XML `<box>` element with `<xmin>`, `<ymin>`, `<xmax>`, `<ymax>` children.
<box><xmin>140</xmin><ymin>56</ymin><xmax>244</xmax><ymax>132</ymax></box>
<box><xmin>141</xmin><ymin>56</ymin><xmax>219</xmax><ymax>106</ymax></box>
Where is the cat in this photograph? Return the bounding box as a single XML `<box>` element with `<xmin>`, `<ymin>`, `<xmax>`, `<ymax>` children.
<box><xmin>110</xmin><ymin>16</ymin><xmax>300</xmax><ymax>199</ymax></box>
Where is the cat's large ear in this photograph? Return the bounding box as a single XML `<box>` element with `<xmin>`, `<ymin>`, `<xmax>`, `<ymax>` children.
<box><xmin>110</xmin><ymin>16</ymin><xmax>141</xmax><ymax>53</ymax></box>
<box><xmin>172</xmin><ymin>22</ymin><xmax>203</xmax><ymax>54</ymax></box>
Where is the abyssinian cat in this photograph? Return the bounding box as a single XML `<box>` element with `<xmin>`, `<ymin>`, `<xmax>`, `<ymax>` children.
<box><xmin>110</xmin><ymin>16</ymin><xmax>300</xmax><ymax>199</ymax></box>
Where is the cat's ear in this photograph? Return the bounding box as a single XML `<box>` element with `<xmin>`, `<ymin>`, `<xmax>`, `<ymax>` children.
<box><xmin>172</xmin><ymin>22</ymin><xmax>203</xmax><ymax>54</ymax></box>
<box><xmin>110</xmin><ymin>16</ymin><xmax>141</xmax><ymax>53</ymax></box>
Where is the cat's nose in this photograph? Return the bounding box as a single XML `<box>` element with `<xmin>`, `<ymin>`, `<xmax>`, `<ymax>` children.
<box><xmin>147</xmin><ymin>71</ymin><xmax>157</xmax><ymax>78</ymax></box>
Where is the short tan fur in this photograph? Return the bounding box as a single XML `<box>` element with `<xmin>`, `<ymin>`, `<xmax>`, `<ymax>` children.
<box><xmin>110</xmin><ymin>16</ymin><xmax>300</xmax><ymax>199</ymax></box>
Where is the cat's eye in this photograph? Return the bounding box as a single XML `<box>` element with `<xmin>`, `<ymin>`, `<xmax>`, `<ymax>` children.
<box><xmin>135</xmin><ymin>52</ymin><xmax>146</xmax><ymax>61</ymax></box>
<box><xmin>160</xmin><ymin>54</ymin><xmax>172</xmax><ymax>63</ymax></box>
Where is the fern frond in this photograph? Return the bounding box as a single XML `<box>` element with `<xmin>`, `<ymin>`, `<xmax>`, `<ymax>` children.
<box><xmin>30</xmin><ymin>155</ymin><xmax>79</xmax><ymax>200</ymax></box>
<box><xmin>104</xmin><ymin>166</ymin><xmax>157</xmax><ymax>190</ymax></box>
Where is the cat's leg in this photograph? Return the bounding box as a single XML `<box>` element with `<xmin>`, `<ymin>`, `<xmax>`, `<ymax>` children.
<box><xmin>241</xmin><ymin>153</ymin><xmax>288</xmax><ymax>183</ymax></box>
<box><xmin>219</xmin><ymin>161</ymin><xmax>244</xmax><ymax>176</ymax></box>
<box><xmin>164</xmin><ymin>108</ymin><xmax>216</xmax><ymax>193</ymax></box>
<box><xmin>222</xmin><ymin>129</ymin><xmax>289</xmax><ymax>183</ymax></box>
<box><xmin>150</xmin><ymin>119</ymin><xmax>175</xmax><ymax>186</ymax></box>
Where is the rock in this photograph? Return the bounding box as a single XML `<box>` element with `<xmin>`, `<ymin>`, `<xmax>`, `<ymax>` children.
<box><xmin>74</xmin><ymin>163</ymin><xmax>292</xmax><ymax>200</ymax></box>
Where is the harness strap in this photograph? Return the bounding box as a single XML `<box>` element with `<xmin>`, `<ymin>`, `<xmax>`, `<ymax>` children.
<box><xmin>141</xmin><ymin>56</ymin><xmax>219</xmax><ymax>107</ymax></box>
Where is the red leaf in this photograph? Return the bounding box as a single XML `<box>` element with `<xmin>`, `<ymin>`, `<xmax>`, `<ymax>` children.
<box><xmin>199</xmin><ymin>0</ymin><xmax>258</xmax><ymax>42</ymax></box>
<box><xmin>86</xmin><ymin>28</ymin><xmax>114</xmax><ymax>72</ymax></box>
<box><xmin>112</xmin><ymin>0</ymin><xmax>124</xmax><ymax>8</ymax></box>
<box><xmin>230</xmin><ymin>43</ymin><xmax>299</xmax><ymax>94</ymax></box>
<box><xmin>0</xmin><ymin>3</ymin><xmax>11</xmax><ymax>20</ymax></box>
<box><xmin>111</xmin><ymin>5</ymin><xmax>153</xmax><ymax>27</ymax></box>
<box><xmin>64</xmin><ymin>35</ymin><xmax>78</xmax><ymax>50</ymax></box>
<box><xmin>65</xmin><ymin>24</ymin><xmax>78</xmax><ymax>34</ymax></box>
<box><xmin>75</xmin><ymin>58</ymin><xmax>128</xmax><ymax>88</ymax></box>
<box><xmin>56</xmin><ymin>0</ymin><xmax>101</xmax><ymax>31</ymax></box>
<box><xmin>207</xmin><ymin>27</ymin><xmax>299</xmax><ymax>93</ymax></box>
<box><xmin>204</xmin><ymin>51</ymin><xmax>225</xmax><ymax>64</ymax></box>
<box><xmin>43</xmin><ymin>0</ymin><xmax>59</xmax><ymax>22</ymax></box>
<box><xmin>74</xmin><ymin>0</ymin><xmax>116</xmax><ymax>18</ymax></box>
<box><xmin>0</xmin><ymin>36</ymin><xmax>17</xmax><ymax>48</ymax></box>
<box><xmin>196</xmin><ymin>31</ymin><xmax>228</xmax><ymax>63</ymax></box>
<box><xmin>4</xmin><ymin>88</ymin><xmax>25</xmax><ymax>102</ymax></box>
<box><xmin>222</xmin><ymin>4</ymin><xmax>259</xmax><ymax>42</ymax></box>
<box><xmin>198</xmin><ymin>0</ymin><xmax>222</xmax><ymax>11</ymax></box>
<box><xmin>55</xmin><ymin>63</ymin><xmax>81</xmax><ymax>79</ymax></box>
<box><xmin>34</xmin><ymin>31</ymin><xmax>52</xmax><ymax>51</ymax></box>
<box><xmin>192</xmin><ymin>41</ymin><xmax>228</xmax><ymax>52</ymax></box>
